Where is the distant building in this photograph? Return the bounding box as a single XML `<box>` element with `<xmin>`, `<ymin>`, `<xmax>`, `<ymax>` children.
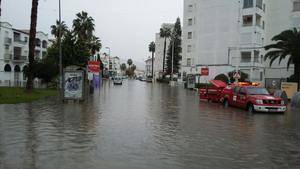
<box><xmin>145</xmin><ymin>57</ymin><xmax>154</xmax><ymax>77</ymax></box>
<box><xmin>100</xmin><ymin>54</ymin><xmax>121</xmax><ymax>77</ymax></box>
<box><xmin>0</xmin><ymin>22</ymin><xmax>49</xmax><ymax>87</ymax></box>
<box><xmin>181</xmin><ymin>0</ymin><xmax>300</xmax><ymax>86</ymax></box>
<box><xmin>154</xmin><ymin>23</ymin><xmax>174</xmax><ymax>79</ymax></box>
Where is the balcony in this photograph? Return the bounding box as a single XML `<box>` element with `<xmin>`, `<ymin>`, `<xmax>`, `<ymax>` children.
<box><xmin>4</xmin><ymin>53</ymin><xmax>12</xmax><ymax>60</ymax></box>
<box><xmin>13</xmin><ymin>55</ymin><xmax>27</xmax><ymax>62</ymax></box>
<box><xmin>14</xmin><ymin>40</ymin><xmax>28</xmax><ymax>45</ymax></box>
<box><xmin>5</xmin><ymin>38</ymin><xmax>12</xmax><ymax>44</ymax></box>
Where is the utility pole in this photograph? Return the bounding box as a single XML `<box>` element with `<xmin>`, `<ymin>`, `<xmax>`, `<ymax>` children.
<box><xmin>58</xmin><ymin>0</ymin><xmax>63</xmax><ymax>100</ymax></box>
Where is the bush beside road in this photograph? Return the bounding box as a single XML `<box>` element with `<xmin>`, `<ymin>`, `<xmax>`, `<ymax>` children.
<box><xmin>0</xmin><ymin>87</ymin><xmax>57</xmax><ymax>104</ymax></box>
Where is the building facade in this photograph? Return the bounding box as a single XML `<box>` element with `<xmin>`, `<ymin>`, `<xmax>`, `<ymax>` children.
<box><xmin>0</xmin><ymin>22</ymin><xmax>49</xmax><ymax>86</ymax></box>
<box><xmin>154</xmin><ymin>23</ymin><xmax>174</xmax><ymax>79</ymax></box>
<box><xmin>181</xmin><ymin>0</ymin><xmax>300</xmax><ymax>86</ymax></box>
<box><xmin>145</xmin><ymin>57</ymin><xmax>154</xmax><ymax>77</ymax></box>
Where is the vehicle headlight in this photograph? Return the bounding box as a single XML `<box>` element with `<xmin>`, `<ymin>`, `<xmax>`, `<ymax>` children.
<box><xmin>281</xmin><ymin>100</ymin><xmax>285</xmax><ymax>105</ymax></box>
<box><xmin>256</xmin><ymin>100</ymin><xmax>263</xmax><ymax>104</ymax></box>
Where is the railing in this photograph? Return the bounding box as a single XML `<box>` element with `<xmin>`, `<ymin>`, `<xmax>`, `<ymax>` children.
<box><xmin>5</xmin><ymin>37</ymin><xmax>12</xmax><ymax>44</ymax></box>
<box><xmin>14</xmin><ymin>40</ymin><xmax>28</xmax><ymax>45</ymax></box>
<box><xmin>4</xmin><ymin>53</ymin><xmax>12</xmax><ymax>60</ymax></box>
<box><xmin>13</xmin><ymin>55</ymin><xmax>27</xmax><ymax>62</ymax></box>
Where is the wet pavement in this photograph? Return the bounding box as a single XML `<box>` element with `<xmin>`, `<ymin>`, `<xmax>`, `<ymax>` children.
<box><xmin>0</xmin><ymin>80</ymin><xmax>300</xmax><ymax>169</ymax></box>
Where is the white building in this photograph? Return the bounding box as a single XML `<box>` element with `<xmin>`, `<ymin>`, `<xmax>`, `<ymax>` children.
<box><xmin>0</xmin><ymin>22</ymin><xmax>49</xmax><ymax>86</ymax></box>
<box><xmin>100</xmin><ymin>54</ymin><xmax>121</xmax><ymax>76</ymax></box>
<box><xmin>145</xmin><ymin>57</ymin><xmax>154</xmax><ymax>77</ymax></box>
<box><xmin>181</xmin><ymin>0</ymin><xmax>300</xmax><ymax>86</ymax></box>
<box><xmin>154</xmin><ymin>23</ymin><xmax>174</xmax><ymax>79</ymax></box>
<box><xmin>112</xmin><ymin>56</ymin><xmax>121</xmax><ymax>74</ymax></box>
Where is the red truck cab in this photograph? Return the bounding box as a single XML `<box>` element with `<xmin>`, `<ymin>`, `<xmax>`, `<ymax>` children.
<box><xmin>221</xmin><ymin>83</ymin><xmax>286</xmax><ymax>113</ymax></box>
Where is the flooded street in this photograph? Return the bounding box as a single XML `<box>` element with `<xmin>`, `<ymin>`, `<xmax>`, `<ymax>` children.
<box><xmin>0</xmin><ymin>80</ymin><xmax>300</xmax><ymax>169</ymax></box>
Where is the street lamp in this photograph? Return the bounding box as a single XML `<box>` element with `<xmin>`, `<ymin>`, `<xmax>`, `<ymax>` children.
<box><xmin>105</xmin><ymin>47</ymin><xmax>111</xmax><ymax>76</ymax></box>
<box><xmin>58</xmin><ymin>0</ymin><xmax>63</xmax><ymax>100</ymax></box>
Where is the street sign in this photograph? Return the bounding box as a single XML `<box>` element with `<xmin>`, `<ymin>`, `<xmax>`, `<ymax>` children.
<box><xmin>88</xmin><ymin>61</ymin><xmax>100</xmax><ymax>73</ymax></box>
<box><xmin>201</xmin><ymin>68</ymin><xmax>209</xmax><ymax>76</ymax></box>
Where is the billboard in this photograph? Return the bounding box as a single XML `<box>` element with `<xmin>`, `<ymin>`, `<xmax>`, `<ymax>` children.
<box><xmin>88</xmin><ymin>61</ymin><xmax>100</xmax><ymax>73</ymax></box>
<box><xmin>201</xmin><ymin>68</ymin><xmax>209</xmax><ymax>76</ymax></box>
<box><xmin>63</xmin><ymin>71</ymin><xmax>84</xmax><ymax>100</ymax></box>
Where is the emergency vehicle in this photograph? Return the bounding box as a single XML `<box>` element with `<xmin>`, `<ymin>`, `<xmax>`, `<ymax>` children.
<box><xmin>220</xmin><ymin>82</ymin><xmax>287</xmax><ymax>113</ymax></box>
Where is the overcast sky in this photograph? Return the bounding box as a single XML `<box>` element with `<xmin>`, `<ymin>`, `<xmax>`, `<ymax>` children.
<box><xmin>1</xmin><ymin>0</ymin><xmax>183</xmax><ymax>67</ymax></box>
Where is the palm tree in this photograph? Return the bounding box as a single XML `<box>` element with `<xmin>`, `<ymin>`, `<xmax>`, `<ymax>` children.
<box><xmin>50</xmin><ymin>20</ymin><xmax>68</xmax><ymax>38</ymax></box>
<box><xmin>120</xmin><ymin>63</ymin><xmax>127</xmax><ymax>75</ymax></box>
<box><xmin>26</xmin><ymin>0</ymin><xmax>39</xmax><ymax>91</ymax></box>
<box><xmin>148</xmin><ymin>41</ymin><xmax>155</xmax><ymax>78</ymax></box>
<box><xmin>0</xmin><ymin>0</ymin><xmax>2</xmax><ymax>17</ymax></box>
<box><xmin>90</xmin><ymin>36</ymin><xmax>102</xmax><ymax>55</ymax></box>
<box><xmin>160</xmin><ymin>26</ymin><xmax>172</xmax><ymax>76</ymax></box>
<box><xmin>127</xmin><ymin>59</ymin><xmax>133</xmax><ymax>67</ymax></box>
<box><xmin>73</xmin><ymin>11</ymin><xmax>95</xmax><ymax>41</ymax></box>
<box><xmin>264</xmin><ymin>28</ymin><xmax>300</xmax><ymax>86</ymax></box>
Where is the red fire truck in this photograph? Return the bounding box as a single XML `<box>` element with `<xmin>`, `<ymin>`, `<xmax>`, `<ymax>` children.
<box><xmin>220</xmin><ymin>82</ymin><xmax>287</xmax><ymax>113</ymax></box>
<box><xmin>199</xmin><ymin>80</ymin><xmax>227</xmax><ymax>102</ymax></box>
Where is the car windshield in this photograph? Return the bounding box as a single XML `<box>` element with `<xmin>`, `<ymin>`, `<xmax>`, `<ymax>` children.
<box><xmin>247</xmin><ymin>87</ymin><xmax>270</xmax><ymax>95</ymax></box>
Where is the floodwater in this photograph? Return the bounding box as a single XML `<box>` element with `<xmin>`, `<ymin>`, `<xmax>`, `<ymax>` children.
<box><xmin>0</xmin><ymin>80</ymin><xmax>300</xmax><ymax>169</ymax></box>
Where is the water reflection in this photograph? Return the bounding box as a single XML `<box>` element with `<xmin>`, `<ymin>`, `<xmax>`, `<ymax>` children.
<box><xmin>0</xmin><ymin>80</ymin><xmax>299</xmax><ymax>169</ymax></box>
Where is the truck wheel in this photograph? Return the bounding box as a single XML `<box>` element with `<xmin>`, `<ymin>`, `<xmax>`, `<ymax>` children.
<box><xmin>223</xmin><ymin>99</ymin><xmax>229</xmax><ymax>108</ymax></box>
<box><xmin>247</xmin><ymin>103</ymin><xmax>255</xmax><ymax>113</ymax></box>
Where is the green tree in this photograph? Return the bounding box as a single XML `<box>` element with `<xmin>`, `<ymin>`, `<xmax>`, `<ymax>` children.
<box><xmin>120</xmin><ymin>63</ymin><xmax>127</xmax><ymax>72</ymax></box>
<box><xmin>50</xmin><ymin>20</ymin><xmax>68</xmax><ymax>39</ymax></box>
<box><xmin>90</xmin><ymin>36</ymin><xmax>102</xmax><ymax>55</ymax></box>
<box><xmin>73</xmin><ymin>11</ymin><xmax>95</xmax><ymax>41</ymax></box>
<box><xmin>148</xmin><ymin>41</ymin><xmax>155</xmax><ymax>78</ymax></box>
<box><xmin>26</xmin><ymin>0</ymin><xmax>39</xmax><ymax>91</ymax></box>
<box><xmin>127</xmin><ymin>59</ymin><xmax>133</xmax><ymax>67</ymax></box>
<box><xmin>166</xmin><ymin>18</ymin><xmax>182</xmax><ymax>77</ymax></box>
<box><xmin>264</xmin><ymin>28</ymin><xmax>300</xmax><ymax>86</ymax></box>
<box><xmin>160</xmin><ymin>26</ymin><xmax>172</xmax><ymax>75</ymax></box>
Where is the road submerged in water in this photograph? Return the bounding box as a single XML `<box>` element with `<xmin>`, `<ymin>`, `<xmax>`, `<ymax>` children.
<box><xmin>0</xmin><ymin>80</ymin><xmax>299</xmax><ymax>169</ymax></box>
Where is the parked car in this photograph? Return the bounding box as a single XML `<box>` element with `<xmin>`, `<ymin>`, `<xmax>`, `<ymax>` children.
<box><xmin>220</xmin><ymin>83</ymin><xmax>287</xmax><ymax>113</ymax></box>
<box><xmin>113</xmin><ymin>76</ymin><xmax>123</xmax><ymax>85</ymax></box>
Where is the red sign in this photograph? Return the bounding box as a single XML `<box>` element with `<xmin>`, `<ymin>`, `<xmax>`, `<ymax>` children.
<box><xmin>88</xmin><ymin>61</ymin><xmax>100</xmax><ymax>73</ymax></box>
<box><xmin>201</xmin><ymin>68</ymin><xmax>209</xmax><ymax>76</ymax></box>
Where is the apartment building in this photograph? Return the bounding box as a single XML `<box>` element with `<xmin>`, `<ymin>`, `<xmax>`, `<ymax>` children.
<box><xmin>145</xmin><ymin>57</ymin><xmax>154</xmax><ymax>77</ymax></box>
<box><xmin>0</xmin><ymin>22</ymin><xmax>49</xmax><ymax>86</ymax></box>
<box><xmin>154</xmin><ymin>23</ymin><xmax>174</xmax><ymax>79</ymax></box>
<box><xmin>181</xmin><ymin>0</ymin><xmax>300</xmax><ymax>86</ymax></box>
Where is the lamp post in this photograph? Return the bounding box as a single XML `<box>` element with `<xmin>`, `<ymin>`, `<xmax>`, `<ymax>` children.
<box><xmin>58</xmin><ymin>0</ymin><xmax>63</xmax><ymax>100</ymax></box>
<box><xmin>105</xmin><ymin>47</ymin><xmax>111</xmax><ymax>76</ymax></box>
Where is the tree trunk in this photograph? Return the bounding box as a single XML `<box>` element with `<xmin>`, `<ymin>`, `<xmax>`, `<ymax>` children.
<box><xmin>151</xmin><ymin>52</ymin><xmax>154</xmax><ymax>79</ymax></box>
<box><xmin>26</xmin><ymin>0</ymin><xmax>39</xmax><ymax>91</ymax></box>
<box><xmin>0</xmin><ymin>0</ymin><xmax>2</xmax><ymax>17</ymax></box>
<box><xmin>294</xmin><ymin>62</ymin><xmax>300</xmax><ymax>90</ymax></box>
<box><xmin>162</xmin><ymin>37</ymin><xmax>167</xmax><ymax>78</ymax></box>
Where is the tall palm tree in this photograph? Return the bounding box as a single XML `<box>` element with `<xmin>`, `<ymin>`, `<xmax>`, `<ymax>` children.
<box><xmin>160</xmin><ymin>26</ymin><xmax>172</xmax><ymax>76</ymax></box>
<box><xmin>73</xmin><ymin>11</ymin><xmax>95</xmax><ymax>41</ymax></box>
<box><xmin>264</xmin><ymin>28</ymin><xmax>300</xmax><ymax>86</ymax></box>
<box><xmin>0</xmin><ymin>0</ymin><xmax>2</xmax><ymax>17</ymax></box>
<box><xmin>148</xmin><ymin>41</ymin><xmax>155</xmax><ymax>78</ymax></box>
<box><xmin>26</xmin><ymin>0</ymin><xmax>39</xmax><ymax>91</ymax></box>
<box><xmin>50</xmin><ymin>20</ymin><xmax>68</xmax><ymax>39</ymax></box>
<box><xmin>90</xmin><ymin>36</ymin><xmax>102</xmax><ymax>55</ymax></box>
<box><xmin>127</xmin><ymin>59</ymin><xmax>133</xmax><ymax>67</ymax></box>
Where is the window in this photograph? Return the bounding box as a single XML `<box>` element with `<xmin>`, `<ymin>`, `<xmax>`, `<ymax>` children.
<box><xmin>262</xmin><ymin>21</ymin><xmax>265</xmax><ymax>29</ymax></box>
<box><xmin>239</xmin><ymin>88</ymin><xmax>247</xmax><ymax>95</ymax></box>
<box><xmin>42</xmin><ymin>40</ymin><xmax>48</xmax><ymax>48</ymax></box>
<box><xmin>263</xmin><ymin>4</ymin><xmax>266</xmax><ymax>12</ymax></box>
<box><xmin>187</xmin><ymin>58</ymin><xmax>191</xmax><ymax>66</ymax></box>
<box><xmin>243</xmin><ymin>15</ymin><xmax>253</xmax><ymax>26</ymax></box>
<box><xmin>188</xmin><ymin>4</ymin><xmax>193</xmax><ymax>12</ymax></box>
<box><xmin>35</xmin><ymin>38</ymin><xmax>41</xmax><ymax>47</ymax></box>
<box><xmin>256</xmin><ymin>0</ymin><xmax>263</xmax><ymax>9</ymax></box>
<box><xmin>260</xmin><ymin>72</ymin><xmax>263</xmax><ymax>81</ymax></box>
<box><xmin>243</xmin><ymin>0</ymin><xmax>253</xmax><ymax>8</ymax></box>
<box><xmin>13</xmin><ymin>32</ymin><xmax>21</xmax><ymax>42</ymax></box>
<box><xmin>188</xmin><ymin>18</ymin><xmax>193</xmax><ymax>26</ymax></box>
<box><xmin>256</xmin><ymin>14</ymin><xmax>262</xmax><ymax>27</ymax></box>
<box><xmin>254</xmin><ymin>51</ymin><xmax>259</xmax><ymax>63</ymax></box>
<box><xmin>24</xmin><ymin>37</ymin><xmax>28</xmax><ymax>42</ymax></box>
<box><xmin>187</xmin><ymin>45</ymin><xmax>192</xmax><ymax>53</ymax></box>
<box><xmin>5</xmin><ymin>45</ymin><xmax>9</xmax><ymax>50</ymax></box>
<box><xmin>4</xmin><ymin>64</ymin><xmax>12</xmax><ymax>72</ymax></box>
<box><xmin>188</xmin><ymin>32</ymin><xmax>193</xmax><ymax>39</ymax></box>
<box><xmin>294</xmin><ymin>1</ymin><xmax>300</xmax><ymax>11</ymax></box>
<box><xmin>241</xmin><ymin>52</ymin><xmax>251</xmax><ymax>63</ymax></box>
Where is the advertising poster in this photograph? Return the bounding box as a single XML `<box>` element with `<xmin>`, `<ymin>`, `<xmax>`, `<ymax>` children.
<box><xmin>63</xmin><ymin>71</ymin><xmax>84</xmax><ymax>100</ymax></box>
